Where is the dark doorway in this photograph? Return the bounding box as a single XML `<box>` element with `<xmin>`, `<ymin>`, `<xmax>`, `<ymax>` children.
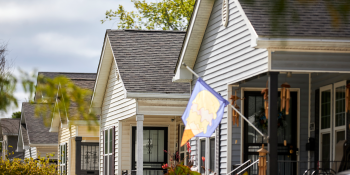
<box><xmin>243</xmin><ymin>91</ymin><xmax>298</xmax><ymax>175</ymax></box>
<box><xmin>132</xmin><ymin>127</ymin><xmax>168</xmax><ymax>175</ymax></box>
<box><xmin>77</xmin><ymin>142</ymin><xmax>99</xmax><ymax>175</ymax></box>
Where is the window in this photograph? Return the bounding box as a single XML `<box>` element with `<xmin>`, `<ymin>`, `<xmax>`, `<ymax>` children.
<box><xmin>59</xmin><ymin>143</ymin><xmax>67</xmax><ymax>175</ymax></box>
<box><xmin>319</xmin><ymin>81</ymin><xmax>347</xmax><ymax>168</ymax></box>
<box><xmin>209</xmin><ymin>138</ymin><xmax>215</xmax><ymax>172</ymax></box>
<box><xmin>104</xmin><ymin>128</ymin><xmax>114</xmax><ymax>175</ymax></box>
<box><xmin>200</xmin><ymin>139</ymin><xmax>205</xmax><ymax>174</ymax></box>
<box><xmin>199</xmin><ymin>137</ymin><xmax>216</xmax><ymax>174</ymax></box>
<box><xmin>179</xmin><ymin>124</ymin><xmax>189</xmax><ymax>165</ymax></box>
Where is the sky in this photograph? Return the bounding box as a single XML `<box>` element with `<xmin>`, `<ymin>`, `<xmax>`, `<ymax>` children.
<box><xmin>0</xmin><ymin>0</ymin><xmax>140</xmax><ymax>117</ymax></box>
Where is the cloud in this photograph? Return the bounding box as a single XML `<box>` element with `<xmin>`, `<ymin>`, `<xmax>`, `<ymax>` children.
<box><xmin>33</xmin><ymin>32</ymin><xmax>100</xmax><ymax>58</ymax></box>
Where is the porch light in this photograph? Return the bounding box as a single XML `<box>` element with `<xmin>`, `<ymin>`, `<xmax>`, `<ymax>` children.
<box><xmin>287</xmin><ymin>72</ymin><xmax>292</xmax><ymax>77</ymax></box>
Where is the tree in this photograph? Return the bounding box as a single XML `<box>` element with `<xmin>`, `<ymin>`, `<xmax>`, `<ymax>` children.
<box><xmin>102</xmin><ymin>0</ymin><xmax>195</xmax><ymax>30</ymax></box>
<box><xmin>0</xmin><ymin>43</ymin><xmax>97</xmax><ymax>129</ymax></box>
<box><xmin>0</xmin><ymin>44</ymin><xmax>17</xmax><ymax>113</ymax></box>
<box><xmin>27</xmin><ymin>75</ymin><xmax>98</xmax><ymax>129</ymax></box>
<box><xmin>11</xmin><ymin>111</ymin><xmax>21</xmax><ymax>119</ymax></box>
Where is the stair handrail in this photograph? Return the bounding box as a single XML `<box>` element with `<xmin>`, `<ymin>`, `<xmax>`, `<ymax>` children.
<box><xmin>227</xmin><ymin>160</ymin><xmax>251</xmax><ymax>175</ymax></box>
<box><xmin>236</xmin><ymin>159</ymin><xmax>260</xmax><ymax>175</ymax></box>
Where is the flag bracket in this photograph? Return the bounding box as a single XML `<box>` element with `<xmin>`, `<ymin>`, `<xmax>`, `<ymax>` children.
<box><xmin>182</xmin><ymin>63</ymin><xmax>266</xmax><ymax>139</ymax></box>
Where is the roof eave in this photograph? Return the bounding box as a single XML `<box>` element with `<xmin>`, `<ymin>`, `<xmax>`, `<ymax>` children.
<box><xmin>255</xmin><ymin>36</ymin><xmax>350</xmax><ymax>50</ymax></box>
<box><xmin>126</xmin><ymin>92</ymin><xmax>191</xmax><ymax>99</ymax></box>
<box><xmin>173</xmin><ymin>0</ymin><xmax>216</xmax><ymax>83</ymax></box>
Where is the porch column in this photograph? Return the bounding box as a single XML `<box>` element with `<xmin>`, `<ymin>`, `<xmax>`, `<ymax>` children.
<box><xmin>75</xmin><ymin>137</ymin><xmax>82</xmax><ymax>175</ymax></box>
<box><xmin>136</xmin><ymin>114</ymin><xmax>144</xmax><ymax>175</ymax></box>
<box><xmin>268</xmin><ymin>72</ymin><xmax>279</xmax><ymax>175</ymax></box>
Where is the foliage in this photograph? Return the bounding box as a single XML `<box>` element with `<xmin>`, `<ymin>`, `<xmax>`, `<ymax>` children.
<box><xmin>0</xmin><ymin>152</ymin><xmax>58</xmax><ymax>175</ymax></box>
<box><xmin>0</xmin><ymin>44</ymin><xmax>17</xmax><ymax>113</ymax></box>
<box><xmin>23</xmin><ymin>74</ymin><xmax>98</xmax><ymax>130</ymax></box>
<box><xmin>11</xmin><ymin>111</ymin><xmax>21</xmax><ymax>119</ymax></box>
<box><xmin>162</xmin><ymin>142</ymin><xmax>201</xmax><ymax>175</ymax></box>
<box><xmin>102</xmin><ymin>0</ymin><xmax>195</xmax><ymax>30</ymax></box>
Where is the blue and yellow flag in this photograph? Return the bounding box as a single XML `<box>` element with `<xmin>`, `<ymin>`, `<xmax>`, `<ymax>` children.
<box><xmin>181</xmin><ymin>78</ymin><xmax>229</xmax><ymax>146</ymax></box>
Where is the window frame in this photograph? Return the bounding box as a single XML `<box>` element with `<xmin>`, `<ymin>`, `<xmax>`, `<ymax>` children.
<box><xmin>319</xmin><ymin>81</ymin><xmax>348</xmax><ymax>167</ymax></box>
<box><xmin>59</xmin><ymin>143</ymin><xmax>67</xmax><ymax>175</ymax></box>
<box><xmin>198</xmin><ymin>134</ymin><xmax>216</xmax><ymax>175</ymax></box>
<box><xmin>103</xmin><ymin>127</ymin><xmax>114</xmax><ymax>175</ymax></box>
<box><xmin>319</xmin><ymin>84</ymin><xmax>333</xmax><ymax>168</ymax></box>
<box><xmin>179</xmin><ymin>124</ymin><xmax>189</xmax><ymax>165</ymax></box>
<box><xmin>332</xmin><ymin>81</ymin><xmax>347</xmax><ymax>160</ymax></box>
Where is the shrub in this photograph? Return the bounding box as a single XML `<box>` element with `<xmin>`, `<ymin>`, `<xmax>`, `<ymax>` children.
<box><xmin>0</xmin><ymin>152</ymin><xmax>58</xmax><ymax>175</ymax></box>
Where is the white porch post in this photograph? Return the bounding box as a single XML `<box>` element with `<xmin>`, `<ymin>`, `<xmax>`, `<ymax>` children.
<box><xmin>136</xmin><ymin>114</ymin><xmax>144</xmax><ymax>175</ymax></box>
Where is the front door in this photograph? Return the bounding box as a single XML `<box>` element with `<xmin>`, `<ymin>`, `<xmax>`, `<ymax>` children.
<box><xmin>243</xmin><ymin>91</ymin><xmax>298</xmax><ymax>175</ymax></box>
<box><xmin>79</xmin><ymin>143</ymin><xmax>99</xmax><ymax>175</ymax></box>
<box><xmin>132</xmin><ymin>127</ymin><xmax>168</xmax><ymax>175</ymax></box>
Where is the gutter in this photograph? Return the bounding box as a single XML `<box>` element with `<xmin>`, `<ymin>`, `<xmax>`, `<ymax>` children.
<box><xmin>256</xmin><ymin>36</ymin><xmax>350</xmax><ymax>49</ymax></box>
<box><xmin>126</xmin><ymin>92</ymin><xmax>190</xmax><ymax>99</ymax></box>
<box><xmin>29</xmin><ymin>144</ymin><xmax>58</xmax><ymax>147</ymax></box>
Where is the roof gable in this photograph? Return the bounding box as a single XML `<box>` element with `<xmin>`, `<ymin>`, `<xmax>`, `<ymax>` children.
<box><xmin>108</xmin><ymin>30</ymin><xmax>190</xmax><ymax>94</ymax></box>
<box><xmin>22</xmin><ymin>103</ymin><xmax>58</xmax><ymax>145</ymax></box>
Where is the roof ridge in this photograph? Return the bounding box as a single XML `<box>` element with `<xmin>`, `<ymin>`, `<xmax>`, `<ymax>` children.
<box><xmin>38</xmin><ymin>72</ymin><xmax>96</xmax><ymax>74</ymax></box>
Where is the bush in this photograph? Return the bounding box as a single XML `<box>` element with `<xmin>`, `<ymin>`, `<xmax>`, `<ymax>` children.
<box><xmin>0</xmin><ymin>153</ymin><xmax>58</xmax><ymax>175</ymax></box>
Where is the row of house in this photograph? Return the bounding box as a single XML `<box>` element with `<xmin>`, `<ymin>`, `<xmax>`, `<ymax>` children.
<box><xmin>1</xmin><ymin>0</ymin><xmax>350</xmax><ymax>174</ymax></box>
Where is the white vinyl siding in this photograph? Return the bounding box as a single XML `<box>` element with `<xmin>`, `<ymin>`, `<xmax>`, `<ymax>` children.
<box><xmin>191</xmin><ymin>0</ymin><xmax>268</xmax><ymax>173</ymax></box>
<box><xmin>100</xmin><ymin>62</ymin><xmax>136</xmax><ymax>174</ymax></box>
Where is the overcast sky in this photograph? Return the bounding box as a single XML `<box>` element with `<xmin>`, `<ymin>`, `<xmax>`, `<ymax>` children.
<box><xmin>0</xmin><ymin>0</ymin><xmax>142</xmax><ymax>117</ymax></box>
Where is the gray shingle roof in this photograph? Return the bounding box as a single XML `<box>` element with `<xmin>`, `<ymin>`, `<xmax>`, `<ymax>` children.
<box><xmin>21</xmin><ymin>103</ymin><xmax>58</xmax><ymax>144</ymax></box>
<box><xmin>38</xmin><ymin>72</ymin><xmax>96</xmax><ymax>80</ymax></box>
<box><xmin>239</xmin><ymin>0</ymin><xmax>350</xmax><ymax>37</ymax></box>
<box><xmin>0</xmin><ymin>118</ymin><xmax>20</xmax><ymax>135</ymax></box>
<box><xmin>107</xmin><ymin>30</ymin><xmax>190</xmax><ymax>94</ymax></box>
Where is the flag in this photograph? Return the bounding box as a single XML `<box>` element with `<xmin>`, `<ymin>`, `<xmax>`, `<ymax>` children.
<box><xmin>181</xmin><ymin>78</ymin><xmax>229</xmax><ymax>146</ymax></box>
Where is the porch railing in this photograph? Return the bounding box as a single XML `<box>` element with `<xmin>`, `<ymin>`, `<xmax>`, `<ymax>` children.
<box><xmin>276</xmin><ymin>161</ymin><xmax>348</xmax><ymax>175</ymax></box>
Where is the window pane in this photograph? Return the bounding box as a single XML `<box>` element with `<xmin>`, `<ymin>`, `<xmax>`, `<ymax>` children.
<box><xmin>180</xmin><ymin>125</ymin><xmax>185</xmax><ymax>152</ymax></box>
<box><xmin>321</xmin><ymin>90</ymin><xmax>331</xmax><ymax>129</ymax></box>
<box><xmin>200</xmin><ymin>140</ymin><xmax>205</xmax><ymax>174</ymax></box>
<box><xmin>210</xmin><ymin>138</ymin><xmax>215</xmax><ymax>172</ymax></box>
<box><xmin>104</xmin><ymin>130</ymin><xmax>108</xmax><ymax>154</ymax></box>
<box><xmin>337</xmin><ymin>131</ymin><xmax>345</xmax><ymax>143</ymax></box>
<box><xmin>109</xmin><ymin>129</ymin><xmax>113</xmax><ymax>154</ymax></box>
<box><xmin>335</xmin><ymin>86</ymin><xmax>346</xmax><ymax>126</ymax></box>
<box><xmin>157</xmin><ymin>130</ymin><xmax>164</xmax><ymax>162</ymax></box>
<box><xmin>149</xmin><ymin>130</ymin><xmax>158</xmax><ymax>162</ymax></box>
<box><xmin>321</xmin><ymin>133</ymin><xmax>330</xmax><ymax>169</ymax></box>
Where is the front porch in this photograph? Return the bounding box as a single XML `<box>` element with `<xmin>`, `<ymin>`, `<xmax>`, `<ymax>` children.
<box><xmin>230</xmin><ymin>71</ymin><xmax>350</xmax><ymax>175</ymax></box>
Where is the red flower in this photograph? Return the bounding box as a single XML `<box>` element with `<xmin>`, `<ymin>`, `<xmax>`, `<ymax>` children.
<box><xmin>202</xmin><ymin>156</ymin><xmax>205</xmax><ymax>162</ymax></box>
<box><xmin>164</xmin><ymin>150</ymin><xmax>167</xmax><ymax>153</ymax></box>
<box><xmin>186</xmin><ymin>142</ymin><xmax>191</xmax><ymax>153</ymax></box>
<box><xmin>162</xmin><ymin>163</ymin><xmax>168</xmax><ymax>169</ymax></box>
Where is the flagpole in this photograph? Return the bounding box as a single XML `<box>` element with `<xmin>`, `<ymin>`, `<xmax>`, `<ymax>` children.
<box><xmin>182</xmin><ymin>63</ymin><xmax>266</xmax><ymax>138</ymax></box>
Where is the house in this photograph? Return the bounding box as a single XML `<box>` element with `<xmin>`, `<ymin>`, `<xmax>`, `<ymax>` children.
<box><xmin>173</xmin><ymin>0</ymin><xmax>350</xmax><ymax>174</ymax></box>
<box><xmin>0</xmin><ymin>118</ymin><xmax>23</xmax><ymax>160</ymax></box>
<box><xmin>91</xmin><ymin>30</ymin><xmax>190</xmax><ymax>175</ymax></box>
<box><xmin>47</xmin><ymin>72</ymin><xmax>100</xmax><ymax>175</ymax></box>
<box><xmin>16</xmin><ymin>102</ymin><xmax>58</xmax><ymax>162</ymax></box>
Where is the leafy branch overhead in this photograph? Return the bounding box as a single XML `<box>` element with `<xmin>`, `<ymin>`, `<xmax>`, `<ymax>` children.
<box><xmin>101</xmin><ymin>0</ymin><xmax>195</xmax><ymax>30</ymax></box>
<box><xmin>23</xmin><ymin>74</ymin><xmax>98</xmax><ymax>130</ymax></box>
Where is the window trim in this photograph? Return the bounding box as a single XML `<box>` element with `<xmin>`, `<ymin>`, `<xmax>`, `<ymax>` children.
<box><xmin>59</xmin><ymin>143</ymin><xmax>67</xmax><ymax>175</ymax></box>
<box><xmin>198</xmin><ymin>134</ymin><xmax>216</xmax><ymax>175</ymax></box>
<box><xmin>319</xmin><ymin>81</ymin><xmax>348</xmax><ymax>167</ymax></box>
<box><xmin>319</xmin><ymin>84</ymin><xmax>333</xmax><ymax>168</ymax></box>
<box><xmin>103</xmin><ymin>127</ymin><xmax>114</xmax><ymax>175</ymax></box>
<box><xmin>332</xmin><ymin>80</ymin><xmax>347</xmax><ymax>160</ymax></box>
<box><xmin>179</xmin><ymin>124</ymin><xmax>189</xmax><ymax>165</ymax></box>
